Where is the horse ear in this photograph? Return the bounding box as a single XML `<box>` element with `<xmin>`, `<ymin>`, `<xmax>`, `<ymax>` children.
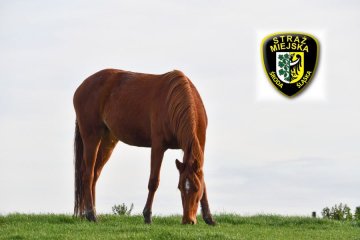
<box><xmin>175</xmin><ymin>159</ymin><xmax>185</xmax><ymax>173</ymax></box>
<box><xmin>192</xmin><ymin>161</ymin><xmax>200</xmax><ymax>173</ymax></box>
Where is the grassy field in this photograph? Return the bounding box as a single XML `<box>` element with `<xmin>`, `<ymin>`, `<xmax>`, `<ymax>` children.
<box><xmin>0</xmin><ymin>214</ymin><xmax>359</xmax><ymax>240</ymax></box>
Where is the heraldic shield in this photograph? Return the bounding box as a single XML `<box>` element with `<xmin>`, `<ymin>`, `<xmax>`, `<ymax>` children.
<box><xmin>262</xmin><ymin>32</ymin><xmax>319</xmax><ymax>97</ymax></box>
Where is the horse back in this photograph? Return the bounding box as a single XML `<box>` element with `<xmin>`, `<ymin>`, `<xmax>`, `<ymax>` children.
<box><xmin>73</xmin><ymin>69</ymin><xmax>206</xmax><ymax>149</ymax></box>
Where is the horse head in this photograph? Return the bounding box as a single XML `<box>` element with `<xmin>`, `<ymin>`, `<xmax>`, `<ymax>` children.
<box><xmin>175</xmin><ymin>159</ymin><xmax>204</xmax><ymax>224</ymax></box>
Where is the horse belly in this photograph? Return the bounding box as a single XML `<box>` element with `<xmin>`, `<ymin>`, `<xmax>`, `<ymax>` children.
<box><xmin>113</xmin><ymin>121</ymin><xmax>152</xmax><ymax>147</ymax></box>
<box><xmin>102</xmin><ymin>93</ymin><xmax>153</xmax><ymax>148</ymax></box>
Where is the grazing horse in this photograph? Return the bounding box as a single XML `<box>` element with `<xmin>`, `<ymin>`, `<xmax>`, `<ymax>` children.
<box><xmin>73</xmin><ymin>69</ymin><xmax>215</xmax><ymax>225</ymax></box>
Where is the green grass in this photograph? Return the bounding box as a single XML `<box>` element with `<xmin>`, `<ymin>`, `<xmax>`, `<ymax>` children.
<box><xmin>0</xmin><ymin>214</ymin><xmax>359</xmax><ymax>240</ymax></box>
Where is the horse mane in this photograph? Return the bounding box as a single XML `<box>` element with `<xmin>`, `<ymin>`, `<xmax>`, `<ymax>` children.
<box><xmin>165</xmin><ymin>70</ymin><xmax>204</xmax><ymax>166</ymax></box>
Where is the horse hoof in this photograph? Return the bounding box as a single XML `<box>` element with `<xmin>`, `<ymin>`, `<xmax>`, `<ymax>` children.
<box><xmin>143</xmin><ymin>208</ymin><xmax>152</xmax><ymax>224</ymax></box>
<box><xmin>144</xmin><ymin>217</ymin><xmax>152</xmax><ymax>224</ymax></box>
<box><xmin>203</xmin><ymin>216</ymin><xmax>216</xmax><ymax>226</ymax></box>
<box><xmin>85</xmin><ymin>210</ymin><xmax>97</xmax><ymax>222</ymax></box>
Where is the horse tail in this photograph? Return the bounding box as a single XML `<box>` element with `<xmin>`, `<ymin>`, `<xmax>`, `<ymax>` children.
<box><xmin>74</xmin><ymin>120</ymin><xmax>84</xmax><ymax>217</ymax></box>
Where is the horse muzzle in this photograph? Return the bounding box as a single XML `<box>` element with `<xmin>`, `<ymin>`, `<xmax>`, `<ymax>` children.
<box><xmin>182</xmin><ymin>216</ymin><xmax>197</xmax><ymax>225</ymax></box>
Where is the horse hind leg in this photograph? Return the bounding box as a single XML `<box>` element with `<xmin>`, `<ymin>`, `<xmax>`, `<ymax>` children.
<box><xmin>81</xmin><ymin>131</ymin><xmax>102</xmax><ymax>222</ymax></box>
<box><xmin>92</xmin><ymin>131</ymin><xmax>118</xmax><ymax>208</ymax></box>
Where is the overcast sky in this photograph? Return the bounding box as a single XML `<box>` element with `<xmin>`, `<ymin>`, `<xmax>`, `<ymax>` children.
<box><xmin>1</xmin><ymin>0</ymin><xmax>359</xmax><ymax>216</ymax></box>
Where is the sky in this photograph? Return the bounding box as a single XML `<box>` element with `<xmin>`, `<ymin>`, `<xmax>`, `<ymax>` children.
<box><xmin>0</xmin><ymin>0</ymin><xmax>359</xmax><ymax>216</ymax></box>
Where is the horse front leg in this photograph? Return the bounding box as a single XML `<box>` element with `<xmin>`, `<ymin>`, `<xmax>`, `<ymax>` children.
<box><xmin>200</xmin><ymin>182</ymin><xmax>216</xmax><ymax>225</ymax></box>
<box><xmin>143</xmin><ymin>146</ymin><xmax>165</xmax><ymax>224</ymax></box>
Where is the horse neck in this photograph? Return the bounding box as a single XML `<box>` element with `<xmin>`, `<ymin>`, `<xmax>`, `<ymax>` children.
<box><xmin>183</xmin><ymin>136</ymin><xmax>204</xmax><ymax>168</ymax></box>
<box><xmin>165</xmin><ymin>71</ymin><xmax>205</xmax><ymax>167</ymax></box>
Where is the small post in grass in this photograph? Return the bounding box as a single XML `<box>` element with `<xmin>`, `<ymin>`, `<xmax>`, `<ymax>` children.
<box><xmin>312</xmin><ymin>211</ymin><xmax>316</xmax><ymax>218</ymax></box>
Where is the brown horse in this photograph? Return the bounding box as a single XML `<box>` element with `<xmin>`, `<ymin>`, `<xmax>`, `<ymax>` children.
<box><xmin>73</xmin><ymin>69</ymin><xmax>215</xmax><ymax>225</ymax></box>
